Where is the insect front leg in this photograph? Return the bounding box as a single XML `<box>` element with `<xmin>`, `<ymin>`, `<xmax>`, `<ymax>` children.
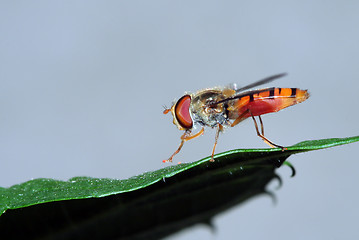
<box><xmin>210</xmin><ymin>124</ymin><xmax>224</xmax><ymax>162</ymax></box>
<box><xmin>164</xmin><ymin>128</ymin><xmax>205</xmax><ymax>163</ymax></box>
<box><xmin>249</xmin><ymin>110</ymin><xmax>287</xmax><ymax>151</ymax></box>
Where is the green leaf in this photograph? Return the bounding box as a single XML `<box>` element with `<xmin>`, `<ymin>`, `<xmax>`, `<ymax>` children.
<box><xmin>0</xmin><ymin>135</ymin><xmax>358</xmax><ymax>240</ymax></box>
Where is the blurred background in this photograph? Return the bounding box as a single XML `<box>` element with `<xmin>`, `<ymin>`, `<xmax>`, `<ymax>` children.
<box><xmin>1</xmin><ymin>1</ymin><xmax>358</xmax><ymax>239</ymax></box>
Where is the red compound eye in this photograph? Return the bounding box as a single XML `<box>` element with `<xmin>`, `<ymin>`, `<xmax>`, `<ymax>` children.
<box><xmin>174</xmin><ymin>95</ymin><xmax>193</xmax><ymax>129</ymax></box>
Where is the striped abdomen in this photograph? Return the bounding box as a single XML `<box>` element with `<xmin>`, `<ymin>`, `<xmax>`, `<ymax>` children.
<box><xmin>228</xmin><ymin>87</ymin><xmax>309</xmax><ymax>120</ymax></box>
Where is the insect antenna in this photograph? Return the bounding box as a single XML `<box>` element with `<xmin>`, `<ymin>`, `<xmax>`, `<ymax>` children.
<box><xmin>163</xmin><ymin>105</ymin><xmax>171</xmax><ymax>114</ymax></box>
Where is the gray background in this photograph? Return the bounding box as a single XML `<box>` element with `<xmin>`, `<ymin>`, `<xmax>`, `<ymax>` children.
<box><xmin>1</xmin><ymin>1</ymin><xmax>359</xmax><ymax>239</ymax></box>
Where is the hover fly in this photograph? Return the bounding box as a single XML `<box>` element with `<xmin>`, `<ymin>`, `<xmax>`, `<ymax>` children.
<box><xmin>163</xmin><ymin>73</ymin><xmax>309</xmax><ymax>162</ymax></box>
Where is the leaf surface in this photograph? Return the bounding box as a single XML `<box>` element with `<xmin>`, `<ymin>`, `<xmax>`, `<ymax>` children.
<box><xmin>0</xmin><ymin>136</ymin><xmax>358</xmax><ymax>239</ymax></box>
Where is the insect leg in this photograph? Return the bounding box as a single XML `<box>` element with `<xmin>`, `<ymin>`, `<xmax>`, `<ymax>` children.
<box><xmin>249</xmin><ymin>111</ymin><xmax>287</xmax><ymax>151</ymax></box>
<box><xmin>258</xmin><ymin>115</ymin><xmax>264</xmax><ymax>135</ymax></box>
<box><xmin>166</xmin><ymin>138</ymin><xmax>185</xmax><ymax>163</ymax></box>
<box><xmin>210</xmin><ymin>124</ymin><xmax>223</xmax><ymax>162</ymax></box>
<box><xmin>165</xmin><ymin>128</ymin><xmax>205</xmax><ymax>163</ymax></box>
<box><xmin>231</xmin><ymin>110</ymin><xmax>250</xmax><ymax>127</ymax></box>
<box><xmin>181</xmin><ymin>127</ymin><xmax>205</xmax><ymax>141</ymax></box>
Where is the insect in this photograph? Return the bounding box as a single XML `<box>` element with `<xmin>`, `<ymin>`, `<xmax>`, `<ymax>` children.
<box><xmin>163</xmin><ymin>73</ymin><xmax>309</xmax><ymax>163</ymax></box>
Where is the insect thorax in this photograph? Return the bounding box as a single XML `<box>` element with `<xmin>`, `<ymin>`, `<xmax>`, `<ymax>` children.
<box><xmin>190</xmin><ymin>89</ymin><xmax>231</xmax><ymax>128</ymax></box>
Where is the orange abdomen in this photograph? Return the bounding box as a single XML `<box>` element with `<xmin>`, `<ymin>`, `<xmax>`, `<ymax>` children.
<box><xmin>229</xmin><ymin>87</ymin><xmax>309</xmax><ymax>120</ymax></box>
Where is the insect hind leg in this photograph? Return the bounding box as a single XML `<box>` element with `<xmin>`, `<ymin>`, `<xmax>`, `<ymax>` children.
<box><xmin>249</xmin><ymin>111</ymin><xmax>287</xmax><ymax>151</ymax></box>
<box><xmin>258</xmin><ymin>115</ymin><xmax>264</xmax><ymax>135</ymax></box>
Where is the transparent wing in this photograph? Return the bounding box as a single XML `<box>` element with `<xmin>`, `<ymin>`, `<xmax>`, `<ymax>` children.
<box><xmin>210</xmin><ymin>73</ymin><xmax>287</xmax><ymax>106</ymax></box>
<box><xmin>235</xmin><ymin>73</ymin><xmax>287</xmax><ymax>93</ymax></box>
